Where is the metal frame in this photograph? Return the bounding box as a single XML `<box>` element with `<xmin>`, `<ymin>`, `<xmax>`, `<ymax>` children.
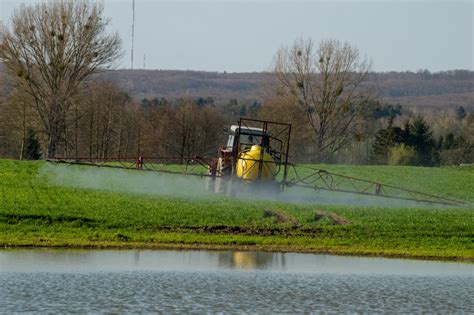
<box><xmin>286</xmin><ymin>165</ymin><xmax>465</xmax><ymax>207</ymax></box>
<box><xmin>235</xmin><ymin>118</ymin><xmax>292</xmax><ymax>185</ymax></box>
<box><xmin>48</xmin><ymin>156</ymin><xmax>213</xmax><ymax>178</ymax></box>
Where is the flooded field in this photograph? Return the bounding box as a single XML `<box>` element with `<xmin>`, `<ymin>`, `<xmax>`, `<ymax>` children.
<box><xmin>0</xmin><ymin>250</ymin><xmax>472</xmax><ymax>313</ymax></box>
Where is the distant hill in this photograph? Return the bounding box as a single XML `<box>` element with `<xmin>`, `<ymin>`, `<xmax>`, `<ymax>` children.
<box><xmin>95</xmin><ymin>69</ymin><xmax>474</xmax><ymax>110</ymax></box>
<box><xmin>370</xmin><ymin>70</ymin><xmax>474</xmax><ymax>110</ymax></box>
<box><xmin>94</xmin><ymin>70</ymin><xmax>272</xmax><ymax>104</ymax></box>
<box><xmin>2</xmin><ymin>65</ymin><xmax>472</xmax><ymax>110</ymax></box>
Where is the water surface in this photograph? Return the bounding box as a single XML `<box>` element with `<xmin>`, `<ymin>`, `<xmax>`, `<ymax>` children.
<box><xmin>1</xmin><ymin>250</ymin><xmax>472</xmax><ymax>313</ymax></box>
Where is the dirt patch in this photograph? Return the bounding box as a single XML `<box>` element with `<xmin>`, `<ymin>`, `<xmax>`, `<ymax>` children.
<box><xmin>201</xmin><ymin>225</ymin><xmax>288</xmax><ymax>236</ymax></box>
<box><xmin>0</xmin><ymin>213</ymin><xmax>103</xmax><ymax>227</ymax></box>
<box><xmin>114</xmin><ymin>233</ymin><xmax>132</xmax><ymax>241</ymax></box>
<box><xmin>139</xmin><ymin>224</ymin><xmax>321</xmax><ymax>236</ymax></box>
<box><xmin>313</xmin><ymin>210</ymin><xmax>351</xmax><ymax>225</ymax></box>
<box><xmin>263</xmin><ymin>209</ymin><xmax>299</xmax><ymax>225</ymax></box>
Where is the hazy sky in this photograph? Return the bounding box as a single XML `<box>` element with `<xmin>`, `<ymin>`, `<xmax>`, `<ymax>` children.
<box><xmin>1</xmin><ymin>0</ymin><xmax>473</xmax><ymax>72</ymax></box>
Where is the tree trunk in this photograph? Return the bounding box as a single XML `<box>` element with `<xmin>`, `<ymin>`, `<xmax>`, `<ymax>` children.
<box><xmin>47</xmin><ymin>133</ymin><xmax>59</xmax><ymax>158</ymax></box>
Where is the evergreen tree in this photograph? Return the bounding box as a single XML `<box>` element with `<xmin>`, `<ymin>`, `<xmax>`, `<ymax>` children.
<box><xmin>371</xmin><ymin>118</ymin><xmax>404</xmax><ymax>163</ymax></box>
<box><xmin>409</xmin><ymin>115</ymin><xmax>435</xmax><ymax>165</ymax></box>
<box><xmin>437</xmin><ymin>135</ymin><xmax>444</xmax><ymax>150</ymax></box>
<box><xmin>24</xmin><ymin>128</ymin><xmax>41</xmax><ymax>160</ymax></box>
<box><xmin>401</xmin><ymin>120</ymin><xmax>412</xmax><ymax>145</ymax></box>
<box><xmin>456</xmin><ymin>106</ymin><xmax>467</xmax><ymax>120</ymax></box>
<box><xmin>239</xmin><ymin>105</ymin><xmax>247</xmax><ymax>117</ymax></box>
<box><xmin>248</xmin><ymin>101</ymin><xmax>262</xmax><ymax>115</ymax></box>
<box><xmin>370</xmin><ymin>101</ymin><xmax>403</xmax><ymax>120</ymax></box>
<box><xmin>444</xmin><ymin>133</ymin><xmax>455</xmax><ymax>150</ymax></box>
<box><xmin>194</xmin><ymin>97</ymin><xmax>214</xmax><ymax>107</ymax></box>
<box><xmin>371</xmin><ymin>128</ymin><xmax>394</xmax><ymax>163</ymax></box>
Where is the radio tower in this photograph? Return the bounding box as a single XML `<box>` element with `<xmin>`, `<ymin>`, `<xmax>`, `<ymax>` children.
<box><xmin>131</xmin><ymin>0</ymin><xmax>135</xmax><ymax>69</ymax></box>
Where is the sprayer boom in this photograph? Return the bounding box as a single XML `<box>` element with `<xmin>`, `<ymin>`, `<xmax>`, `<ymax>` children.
<box><xmin>285</xmin><ymin>165</ymin><xmax>465</xmax><ymax>207</ymax></box>
<box><xmin>47</xmin><ymin>117</ymin><xmax>466</xmax><ymax>207</ymax></box>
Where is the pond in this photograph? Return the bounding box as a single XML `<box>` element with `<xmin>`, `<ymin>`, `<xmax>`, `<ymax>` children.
<box><xmin>0</xmin><ymin>250</ymin><xmax>472</xmax><ymax>313</ymax></box>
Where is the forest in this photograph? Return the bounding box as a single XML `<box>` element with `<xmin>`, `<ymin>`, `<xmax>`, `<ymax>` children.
<box><xmin>1</xmin><ymin>72</ymin><xmax>473</xmax><ymax>166</ymax></box>
<box><xmin>0</xmin><ymin>1</ymin><xmax>473</xmax><ymax>166</ymax></box>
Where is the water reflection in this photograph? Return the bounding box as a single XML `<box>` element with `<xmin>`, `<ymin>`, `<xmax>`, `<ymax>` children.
<box><xmin>217</xmin><ymin>251</ymin><xmax>281</xmax><ymax>269</ymax></box>
<box><xmin>0</xmin><ymin>249</ymin><xmax>472</xmax><ymax>276</ymax></box>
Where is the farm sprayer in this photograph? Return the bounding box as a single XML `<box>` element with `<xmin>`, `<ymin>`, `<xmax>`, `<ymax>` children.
<box><xmin>47</xmin><ymin>118</ymin><xmax>465</xmax><ymax>207</ymax></box>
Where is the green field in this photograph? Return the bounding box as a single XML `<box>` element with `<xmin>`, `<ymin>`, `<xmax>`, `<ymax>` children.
<box><xmin>0</xmin><ymin>159</ymin><xmax>473</xmax><ymax>261</ymax></box>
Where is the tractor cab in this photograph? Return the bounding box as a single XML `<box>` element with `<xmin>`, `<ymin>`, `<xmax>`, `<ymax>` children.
<box><xmin>225</xmin><ymin>125</ymin><xmax>270</xmax><ymax>153</ymax></box>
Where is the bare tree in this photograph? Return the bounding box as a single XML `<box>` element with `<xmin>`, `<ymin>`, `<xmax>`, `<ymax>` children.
<box><xmin>259</xmin><ymin>94</ymin><xmax>314</xmax><ymax>162</ymax></box>
<box><xmin>273</xmin><ymin>38</ymin><xmax>372</xmax><ymax>161</ymax></box>
<box><xmin>463</xmin><ymin>113</ymin><xmax>474</xmax><ymax>144</ymax></box>
<box><xmin>72</xmin><ymin>82</ymin><xmax>136</xmax><ymax>159</ymax></box>
<box><xmin>0</xmin><ymin>0</ymin><xmax>122</xmax><ymax>158</ymax></box>
<box><xmin>142</xmin><ymin>99</ymin><xmax>225</xmax><ymax>161</ymax></box>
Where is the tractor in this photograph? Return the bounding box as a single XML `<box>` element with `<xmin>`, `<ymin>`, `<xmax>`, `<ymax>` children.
<box><xmin>207</xmin><ymin>118</ymin><xmax>291</xmax><ymax>195</ymax></box>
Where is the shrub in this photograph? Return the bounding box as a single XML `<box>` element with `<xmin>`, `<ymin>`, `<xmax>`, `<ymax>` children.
<box><xmin>388</xmin><ymin>144</ymin><xmax>417</xmax><ymax>165</ymax></box>
<box><xmin>440</xmin><ymin>147</ymin><xmax>474</xmax><ymax>165</ymax></box>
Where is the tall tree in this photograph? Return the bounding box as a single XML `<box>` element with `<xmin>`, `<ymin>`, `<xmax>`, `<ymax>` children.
<box><xmin>409</xmin><ymin>115</ymin><xmax>436</xmax><ymax>165</ymax></box>
<box><xmin>273</xmin><ymin>38</ymin><xmax>372</xmax><ymax>161</ymax></box>
<box><xmin>79</xmin><ymin>82</ymin><xmax>133</xmax><ymax>159</ymax></box>
<box><xmin>0</xmin><ymin>0</ymin><xmax>122</xmax><ymax>158</ymax></box>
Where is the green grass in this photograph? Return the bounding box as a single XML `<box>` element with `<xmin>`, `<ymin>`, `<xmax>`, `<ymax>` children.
<box><xmin>0</xmin><ymin>159</ymin><xmax>473</xmax><ymax>261</ymax></box>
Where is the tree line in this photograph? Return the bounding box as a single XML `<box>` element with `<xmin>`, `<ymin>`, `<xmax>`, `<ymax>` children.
<box><xmin>3</xmin><ymin>81</ymin><xmax>472</xmax><ymax>167</ymax></box>
<box><xmin>0</xmin><ymin>1</ymin><xmax>472</xmax><ymax>166</ymax></box>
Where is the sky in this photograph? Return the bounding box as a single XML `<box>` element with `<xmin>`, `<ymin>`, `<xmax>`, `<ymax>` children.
<box><xmin>1</xmin><ymin>0</ymin><xmax>473</xmax><ymax>72</ymax></box>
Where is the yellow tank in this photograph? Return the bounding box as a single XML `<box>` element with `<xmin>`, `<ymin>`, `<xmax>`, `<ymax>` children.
<box><xmin>236</xmin><ymin>145</ymin><xmax>276</xmax><ymax>182</ymax></box>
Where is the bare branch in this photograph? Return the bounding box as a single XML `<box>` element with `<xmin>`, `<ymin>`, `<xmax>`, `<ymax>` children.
<box><xmin>273</xmin><ymin>37</ymin><xmax>373</xmax><ymax>161</ymax></box>
<box><xmin>0</xmin><ymin>0</ymin><xmax>122</xmax><ymax>158</ymax></box>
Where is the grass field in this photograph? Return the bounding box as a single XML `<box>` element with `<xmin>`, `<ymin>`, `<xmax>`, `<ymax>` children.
<box><xmin>0</xmin><ymin>159</ymin><xmax>473</xmax><ymax>261</ymax></box>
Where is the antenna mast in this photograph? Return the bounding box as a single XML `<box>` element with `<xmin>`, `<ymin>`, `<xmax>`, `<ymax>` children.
<box><xmin>131</xmin><ymin>0</ymin><xmax>135</xmax><ymax>69</ymax></box>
